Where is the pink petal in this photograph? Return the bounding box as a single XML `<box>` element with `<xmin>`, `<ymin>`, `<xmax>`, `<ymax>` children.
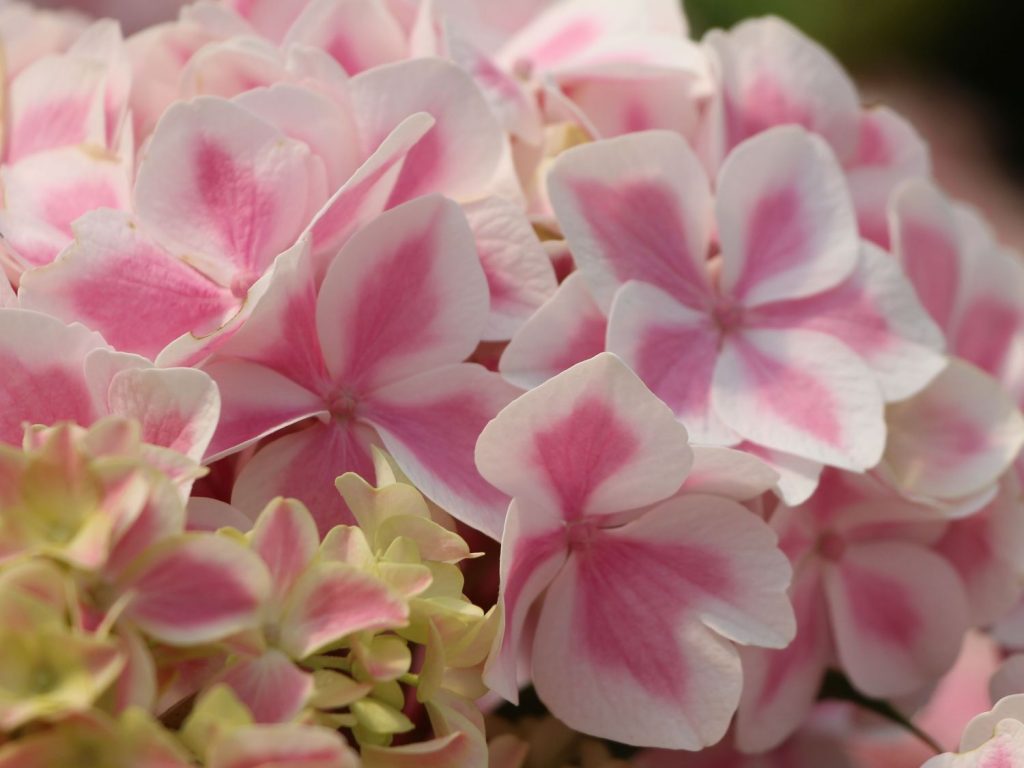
<box><xmin>484</xmin><ymin>501</ymin><xmax>568</xmax><ymax>703</ymax></box>
<box><xmin>562</xmin><ymin>71</ymin><xmax>703</xmax><ymax>141</ymax></box>
<box><xmin>0</xmin><ymin>277</ymin><xmax>14</xmax><ymax>308</ymax></box>
<box><xmin>476</xmin><ymin>352</ymin><xmax>692</xmax><ymax>521</ymax></box>
<box><xmin>134</xmin><ymin>97</ymin><xmax>317</xmax><ymax>285</ymax></box>
<box><xmin>218</xmin><ymin>649</ymin><xmax>314</xmax><ymax>724</ymax></box>
<box><xmin>948</xmin><ymin>219</ymin><xmax>1024</xmax><ymax>402</ymax></box>
<box><xmin>463</xmin><ymin>196</ymin><xmax>558</xmax><ymax>341</ymax></box>
<box><xmin>446</xmin><ymin>30</ymin><xmax>543</xmax><ymax>143</ymax></box>
<box><xmin>231</xmin><ymin>422</ymin><xmax>378</xmax><ymax>535</ymax></box>
<box><xmin>203</xmin><ymin>360</ymin><xmax>327</xmax><ymax>461</ymax></box>
<box><xmin>279</xmin><ymin>562</ymin><xmax>408</xmax><ymax>659</ymax></box>
<box><xmin>0</xmin><ymin>147</ymin><xmax>131</xmax><ymax>270</ymax></box>
<box><xmin>364</xmin><ymin>364</ymin><xmax>519</xmax><ymax>539</ymax></box>
<box><xmin>307</xmin><ymin>112</ymin><xmax>436</xmax><ymax>265</ymax></box>
<box><xmin>739</xmin><ymin>443</ymin><xmax>824</xmax><ymax>505</ymax></box>
<box><xmin>316</xmin><ymin>195</ymin><xmax>487</xmax><ymax>392</ymax></box>
<box><xmin>884</xmin><ymin>360</ymin><xmax>1024</xmax><ymax>501</ymax></box>
<box><xmin>702</xmin><ymin>17</ymin><xmax>860</xmax><ymax>168</ymax></box>
<box><xmin>187</xmin><ymin>498</ymin><xmax>255</xmax><ymax>533</ymax></box>
<box><xmin>118</xmin><ymin>535</ymin><xmax>270</xmax><ymax>646</ymax></box>
<box><xmin>608</xmin><ymin>280</ymin><xmax>737</xmax><ymax>444</ymax></box>
<box><xmin>249</xmin><ymin>498</ymin><xmax>320</xmax><ymax>602</ymax></box>
<box><xmin>18</xmin><ymin>210</ymin><xmax>236</xmax><ymax>359</ymax></box>
<box><xmin>179</xmin><ymin>37</ymin><xmax>288</xmax><ymax>101</ymax></box>
<box><xmin>681</xmin><ymin>446</ymin><xmax>780</xmax><ymax>502</ymax></box>
<box><xmin>499</xmin><ymin>272</ymin><xmax>608</xmax><ymax>390</ymax></box>
<box><xmin>205</xmin><ymin>236</ymin><xmax>329</xmax><ymax>397</ymax></box>
<box><xmin>155</xmin><ymin>235</ymin><xmax>312</xmax><ymax>370</ymax></box>
<box><xmin>348</xmin><ymin>58</ymin><xmax>505</xmax><ymax>205</ymax></box>
<box><xmin>845</xmin><ymin>107</ymin><xmax>931</xmax><ymax>249</ymax></box>
<box><xmin>716</xmin><ymin>126</ymin><xmax>859</xmax><ymax>307</ymax></box>
<box><xmin>5</xmin><ymin>52</ymin><xmax>106</xmax><ymax>162</ymax></box>
<box><xmin>890</xmin><ymin>180</ymin><xmax>963</xmax><ymax>332</ymax></box>
<box><xmin>736</xmin><ymin>563</ymin><xmax>832</xmax><ymax>752</ymax></box>
<box><xmin>547</xmin><ymin>130</ymin><xmax>713</xmax><ymax>311</ymax></box>
<box><xmin>222</xmin><ymin>0</ymin><xmax>307</xmax><ymax>43</ymax></box>
<box><xmin>233</xmin><ymin>83</ymin><xmax>362</xmax><ymax>191</ymax></box>
<box><xmin>936</xmin><ymin>479</ymin><xmax>1024</xmax><ymax>627</ymax></box>
<box><xmin>283</xmin><ymin>0</ymin><xmax>407</xmax><ymax>75</ymax></box>
<box><xmin>106</xmin><ymin>366</ymin><xmax>220</xmax><ymax>462</ymax></box>
<box><xmin>0</xmin><ymin>309</ymin><xmax>105</xmax><ymax>444</ymax></box>
<box><xmin>497</xmin><ymin>0</ymin><xmax>689</xmax><ymax>72</ymax></box>
<box><xmin>751</xmin><ymin>242</ymin><xmax>946</xmax><ymax>401</ymax></box>
<box><xmin>824</xmin><ymin>540</ymin><xmax>969</xmax><ymax>697</ymax></box>
<box><xmin>209</xmin><ymin>723</ymin><xmax>358</xmax><ymax>768</ymax></box>
<box><xmin>530</xmin><ymin>494</ymin><xmax>793</xmax><ymax>749</ymax></box>
<box><xmin>713</xmin><ymin>328</ymin><xmax>885</xmax><ymax>471</ymax></box>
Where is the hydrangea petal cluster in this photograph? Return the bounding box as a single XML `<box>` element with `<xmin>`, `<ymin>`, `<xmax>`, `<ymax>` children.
<box><xmin>477</xmin><ymin>353</ymin><xmax>795</xmax><ymax>749</ymax></box>
<box><xmin>0</xmin><ymin>0</ymin><xmax>1023</xmax><ymax>765</ymax></box>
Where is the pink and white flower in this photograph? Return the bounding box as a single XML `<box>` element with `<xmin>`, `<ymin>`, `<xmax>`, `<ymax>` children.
<box><xmin>0</xmin><ymin>308</ymin><xmax>218</xmax><ymax>461</ymax></box>
<box><xmin>736</xmin><ymin>470</ymin><xmax>971</xmax><ymax>752</ymax></box>
<box><xmin>883</xmin><ymin>180</ymin><xmax>1024</xmax><ymax>506</ymax></box>
<box><xmin>477</xmin><ymin>353</ymin><xmax>795</xmax><ymax>749</ymax></box>
<box><xmin>700</xmin><ymin>16</ymin><xmax>931</xmax><ymax>248</ymax></box>
<box><xmin>541</xmin><ymin>126</ymin><xmax>943</xmax><ymax>498</ymax></box>
<box><xmin>202</xmin><ymin>195</ymin><xmax>519</xmax><ymax>536</ymax></box>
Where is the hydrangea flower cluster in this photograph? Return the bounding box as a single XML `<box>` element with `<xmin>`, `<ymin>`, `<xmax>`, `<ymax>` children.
<box><xmin>1</xmin><ymin>0</ymin><xmax>1023</xmax><ymax>766</ymax></box>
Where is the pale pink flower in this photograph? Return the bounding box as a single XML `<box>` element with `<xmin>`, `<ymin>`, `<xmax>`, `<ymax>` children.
<box><xmin>737</xmin><ymin>470</ymin><xmax>971</xmax><ymax>752</ymax></box>
<box><xmin>933</xmin><ymin>476</ymin><xmax>1024</xmax><ymax>627</ymax></box>
<box><xmin>0</xmin><ymin>20</ymin><xmax>133</xmax><ymax>274</ymax></box>
<box><xmin>537</xmin><ymin>126</ymin><xmax>943</xmax><ymax>499</ymax></box>
<box><xmin>0</xmin><ymin>3</ymin><xmax>87</xmax><ymax>80</ymax></box>
<box><xmin>700</xmin><ymin>16</ymin><xmax>931</xmax><ymax>248</ymax></box>
<box><xmin>0</xmin><ymin>308</ymin><xmax>218</xmax><ymax>461</ymax></box>
<box><xmin>477</xmin><ymin>353</ymin><xmax>794</xmax><ymax>749</ymax></box>
<box><xmin>923</xmin><ymin>695</ymin><xmax>1024</xmax><ymax>767</ymax></box>
<box><xmin>436</xmin><ymin>0</ymin><xmax>708</xmax><ymax>145</ymax></box>
<box><xmin>883</xmin><ymin>180</ymin><xmax>1024</xmax><ymax>507</ymax></box>
<box><xmin>202</xmin><ymin>195</ymin><xmax>519</xmax><ymax>536</ymax></box>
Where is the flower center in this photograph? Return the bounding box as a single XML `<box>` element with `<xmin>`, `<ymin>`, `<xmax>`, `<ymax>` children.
<box><xmin>329</xmin><ymin>390</ymin><xmax>359</xmax><ymax>422</ymax></box>
<box><xmin>711</xmin><ymin>301</ymin><xmax>745</xmax><ymax>334</ymax></box>
<box><xmin>818</xmin><ymin>531</ymin><xmax>847</xmax><ymax>561</ymax></box>
<box><xmin>566</xmin><ymin>519</ymin><xmax>599</xmax><ymax>552</ymax></box>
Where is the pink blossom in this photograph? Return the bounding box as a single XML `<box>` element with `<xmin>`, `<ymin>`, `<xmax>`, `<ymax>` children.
<box><xmin>202</xmin><ymin>195</ymin><xmax>519</xmax><ymax>536</ymax></box>
<box><xmin>700</xmin><ymin>16</ymin><xmax>931</xmax><ymax>248</ymax></box>
<box><xmin>0</xmin><ymin>20</ymin><xmax>133</xmax><ymax>273</ymax></box>
<box><xmin>883</xmin><ymin>180</ymin><xmax>1024</xmax><ymax>506</ymax></box>
<box><xmin>736</xmin><ymin>470</ymin><xmax>971</xmax><ymax>752</ymax></box>
<box><xmin>0</xmin><ymin>308</ymin><xmax>218</xmax><ymax>462</ymax></box>
<box><xmin>538</xmin><ymin>126</ymin><xmax>943</xmax><ymax>498</ymax></box>
<box><xmin>436</xmin><ymin>0</ymin><xmax>708</xmax><ymax>144</ymax></box>
<box><xmin>477</xmin><ymin>353</ymin><xmax>795</xmax><ymax>749</ymax></box>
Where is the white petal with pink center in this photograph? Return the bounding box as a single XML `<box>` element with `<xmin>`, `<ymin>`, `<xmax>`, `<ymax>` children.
<box><xmin>499</xmin><ymin>272</ymin><xmax>608</xmax><ymax>390</ymax></box>
<box><xmin>700</xmin><ymin>16</ymin><xmax>860</xmax><ymax>169</ymax></box>
<box><xmin>547</xmin><ymin>126</ymin><xmax>931</xmax><ymax>478</ymax></box>
<box><xmin>205</xmin><ymin>196</ymin><xmax>515</xmax><ymax>536</ymax></box>
<box><xmin>477</xmin><ymin>353</ymin><xmax>794</xmax><ymax>749</ymax></box>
